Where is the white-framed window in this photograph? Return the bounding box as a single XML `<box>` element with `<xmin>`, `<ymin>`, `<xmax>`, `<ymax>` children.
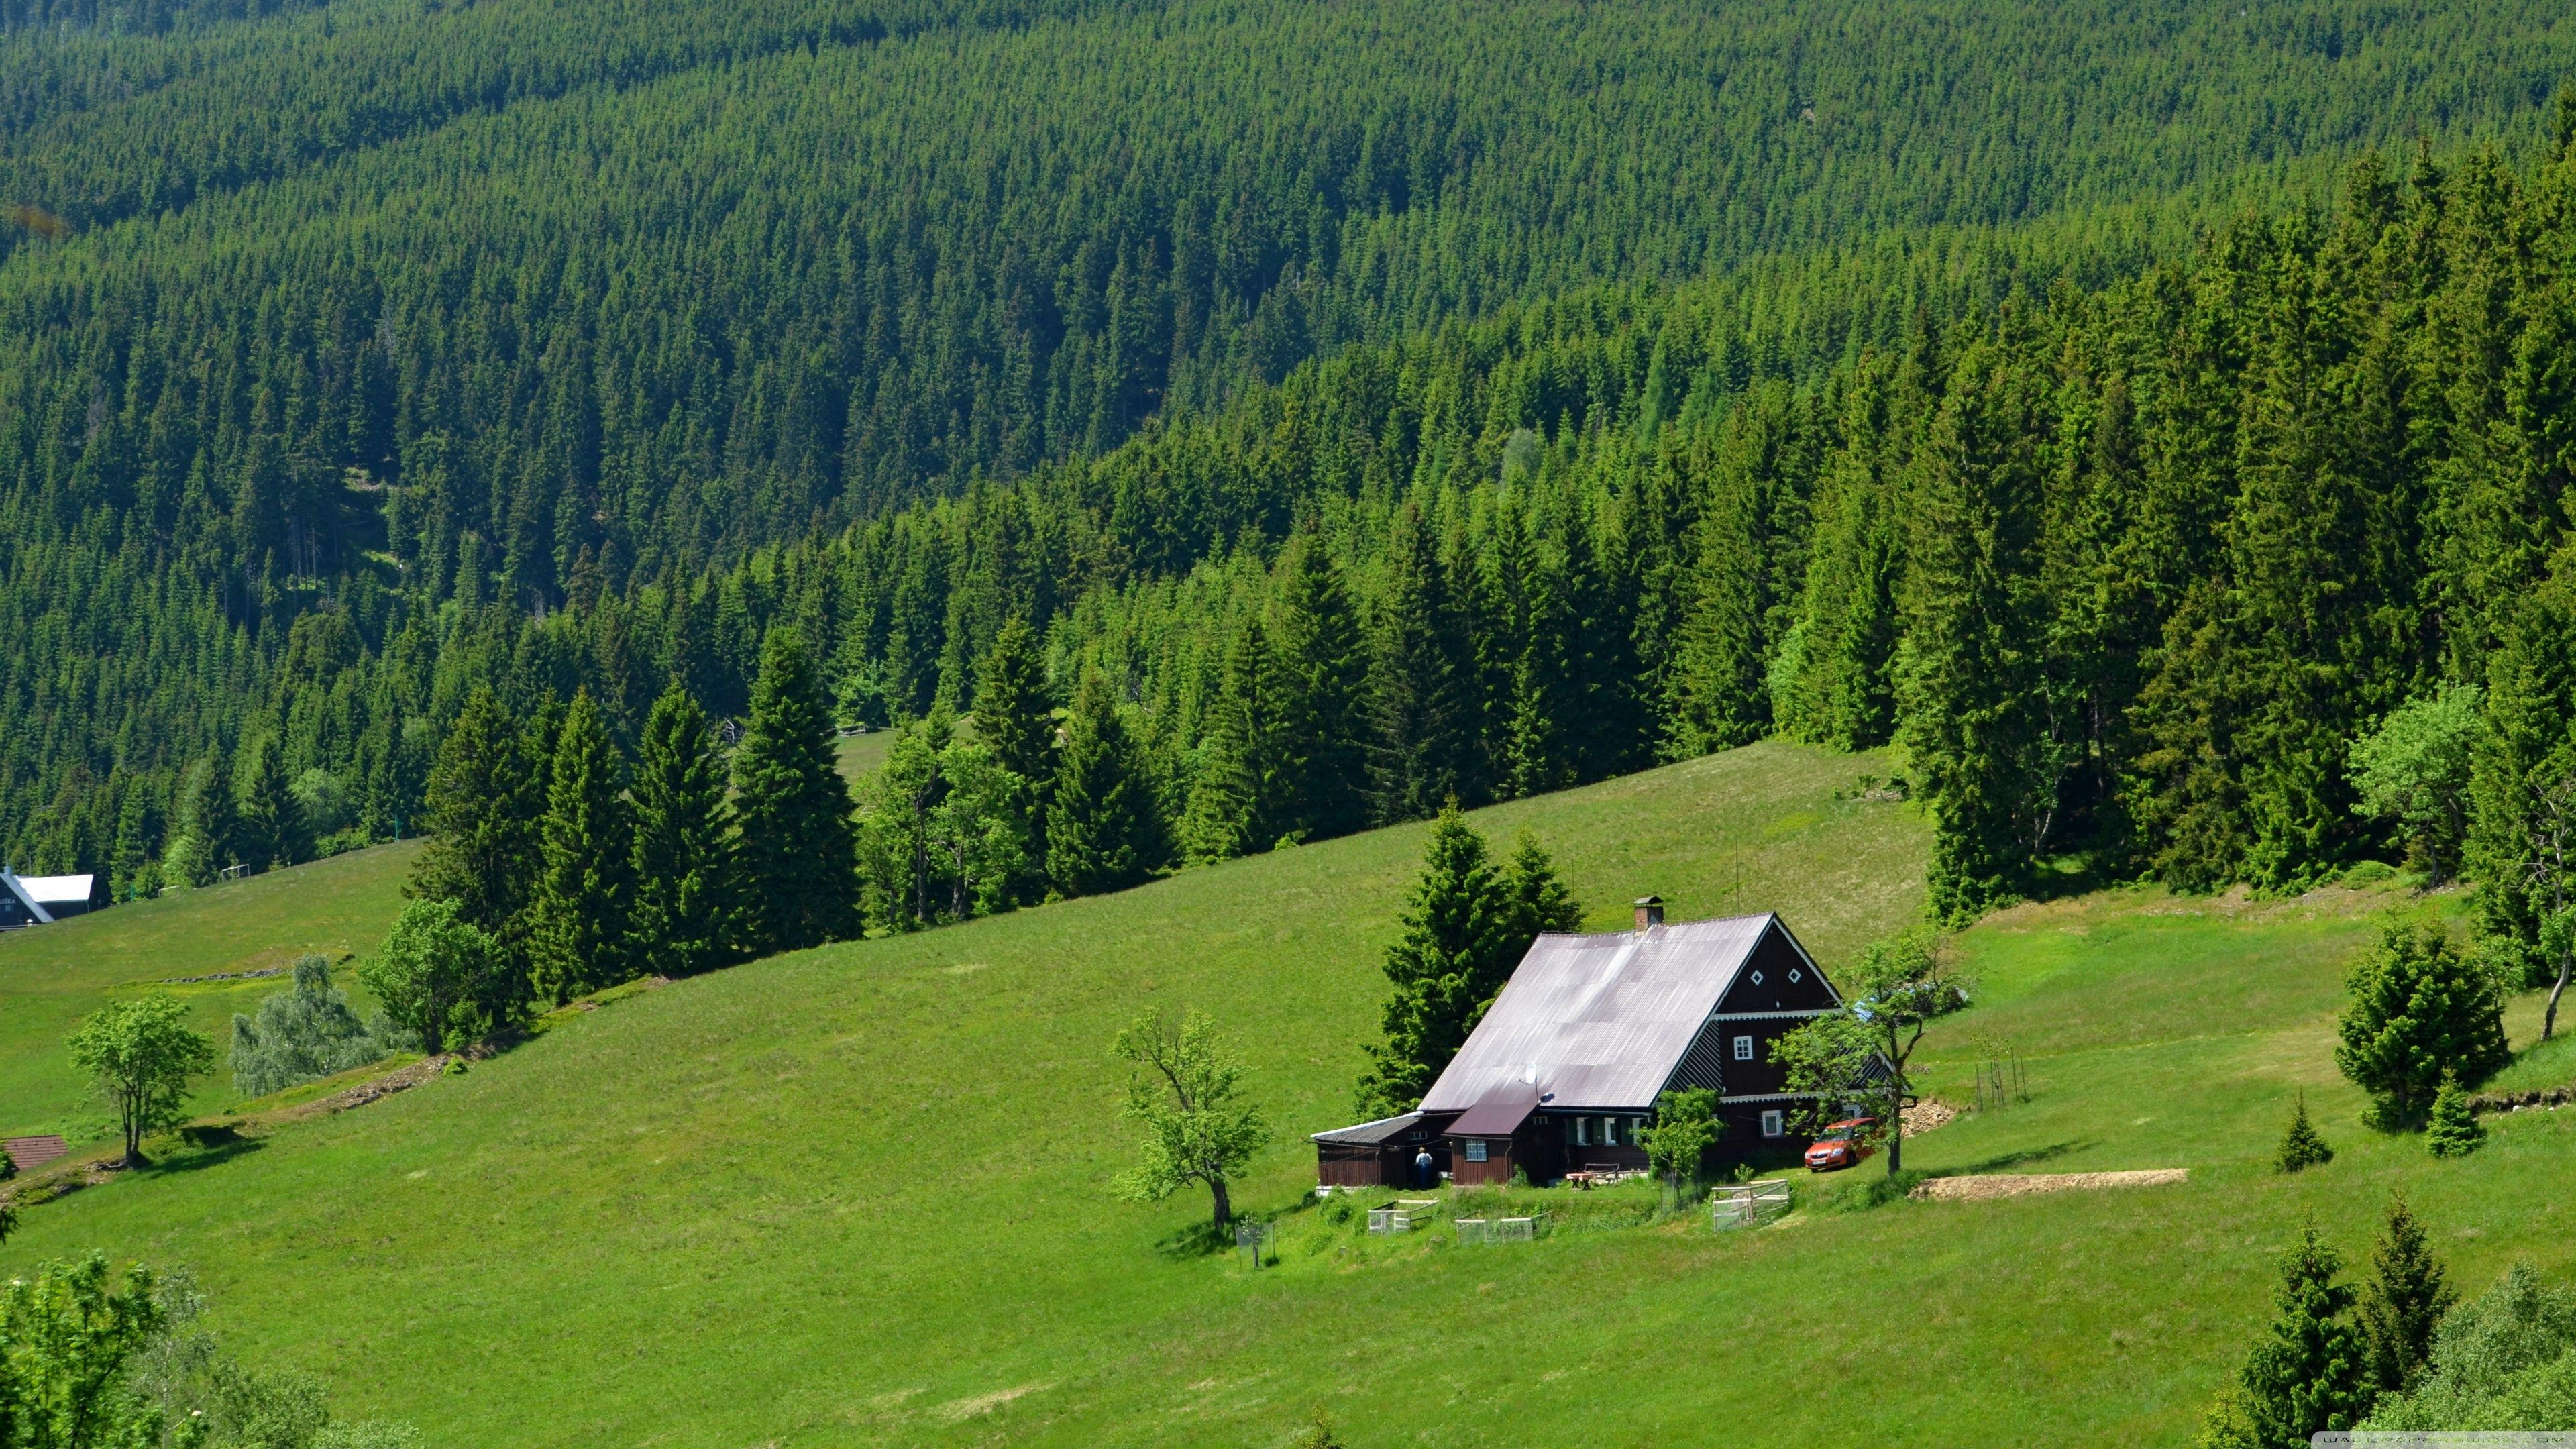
<box><xmin>1598</xmin><ymin>1116</ymin><xmax>1617</xmax><ymax>1146</ymax></box>
<box><xmin>1760</xmin><ymin>1110</ymin><xmax>1785</xmax><ymax>1138</ymax></box>
<box><xmin>1733</xmin><ymin>1034</ymin><xmax>1754</xmax><ymax>1061</ymax></box>
<box><xmin>1464</xmin><ymin>1140</ymin><xmax>1489</xmax><ymax>1163</ymax></box>
<box><xmin>1573</xmin><ymin>1116</ymin><xmax>1591</xmax><ymax>1146</ymax></box>
<box><xmin>1627</xmin><ymin>1116</ymin><xmax>1645</xmax><ymax>1143</ymax></box>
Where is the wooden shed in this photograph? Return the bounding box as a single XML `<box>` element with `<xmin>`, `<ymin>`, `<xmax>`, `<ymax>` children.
<box><xmin>1310</xmin><ymin>1111</ymin><xmax>1452</xmax><ymax>1189</ymax></box>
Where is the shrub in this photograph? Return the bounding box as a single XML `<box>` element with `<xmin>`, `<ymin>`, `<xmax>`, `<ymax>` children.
<box><xmin>2363</xmin><ymin>1263</ymin><xmax>2576</xmax><ymax>1430</ymax></box>
<box><xmin>2424</xmin><ymin>1075</ymin><xmax>2486</xmax><ymax>1159</ymax></box>
<box><xmin>1835</xmin><ymin>1168</ymin><xmax>1926</xmax><ymax>1212</ymax></box>
<box><xmin>231</xmin><ymin>957</ymin><xmax>414</xmax><ymax>1100</ymax></box>
<box><xmin>2335</xmin><ymin>916</ymin><xmax>2508</xmax><ymax>1130</ymax></box>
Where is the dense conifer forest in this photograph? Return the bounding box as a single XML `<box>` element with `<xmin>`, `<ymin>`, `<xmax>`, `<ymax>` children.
<box><xmin>9</xmin><ymin>0</ymin><xmax>2576</xmax><ymax>965</ymax></box>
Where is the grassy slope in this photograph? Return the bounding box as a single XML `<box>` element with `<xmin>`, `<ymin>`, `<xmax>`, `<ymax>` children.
<box><xmin>0</xmin><ymin>841</ymin><xmax>420</xmax><ymax>1136</ymax></box>
<box><xmin>2</xmin><ymin>739</ymin><xmax>2571</xmax><ymax>1446</ymax></box>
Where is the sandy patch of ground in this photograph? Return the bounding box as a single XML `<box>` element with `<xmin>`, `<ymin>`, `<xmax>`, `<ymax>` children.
<box><xmin>1913</xmin><ymin>1168</ymin><xmax>2188</xmax><ymax>1201</ymax></box>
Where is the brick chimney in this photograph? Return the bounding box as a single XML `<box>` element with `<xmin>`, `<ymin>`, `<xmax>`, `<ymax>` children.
<box><xmin>1633</xmin><ymin>896</ymin><xmax>1664</xmax><ymax>932</ymax></box>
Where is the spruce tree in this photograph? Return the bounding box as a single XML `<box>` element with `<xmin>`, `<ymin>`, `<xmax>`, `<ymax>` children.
<box><xmin>2466</xmin><ymin>547</ymin><xmax>2576</xmax><ymax>986</ymax></box>
<box><xmin>1048</xmin><ymin>671</ymin><xmax>1168</xmax><ymax>897</ymax></box>
<box><xmin>169</xmin><ymin>753</ymin><xmax>237</xmax><ymax>887</ymax></box>
<box><xmin>2237</xmin><ymin>1222</ymin><xmax>2370</xmax><ymax>1449</ymax></box>
<box><xmin>2422</xmin><ymin>1073</ymin><xmax>2484</xmax><ymax>1158</ymax></box>
<box><xmin>529</xmin><ymin>689</ymin><xmax>635</xmax><ymax>1006</ymax></box>
<box><xmin>1366</xmin><ymin>502</ymin><xmax>1479</xmax><ymax>824</ymax></box>
<box><xmin>410</xmin><ymin>686</ymin><xmax>545</xmax><ymax>1019</ymax></box>
<box><xmin>1499</xmin><ymin>828</ymin><xmax>1583</xmax><ymax>941</ymax></box>
<box><xmin>2357</xmin><ymin>1194</ymin><xmax>2453</xmax><ymax>1397</ymax></box>
<box><xmin>1273</xmin><ymin>530</ymin><xmax>1371</xmax><ymax>842</ymax></box>
<box><xmin>976</xmin><ymin>614</ymin><xmax>1057</xmax><ymax>820</ymax></box>
<box><xmin>1896</xmin><ymin>345</ymin><xmax>2057</xmax><ymax>922</ymax></box>
<box><xmin>2275</xmin><ymin>1091</ymin><xmax>2333</xmax><ymax>1173</ymax></box>
<box><xmin>1355</xmin><ymin>805</ymin><xmax>1517</xmax><ymax>1116</ymax></box>
<box><xmin>1182</xmin><ymin>613</ymin><xmax>1291</xmax><ymax>862</ymax></box>
<box><xmin>234</xmin><ymin>734</ymin><xmax>309</xmax><ymax>874</ymax></box>
<box><xmin>2334</xmin><ymin>914</ymin><xmax>2508</xmax><ymax>1129</ymax></box>
<box><xmin>732</xmin><ymin>627</ymin><xmax>859</xmax><ymax>955</ymax></box>
<box><xmin>629</xmin><ymin>686</ymin><xmax>736</xmax><ymax>978</ymax></box>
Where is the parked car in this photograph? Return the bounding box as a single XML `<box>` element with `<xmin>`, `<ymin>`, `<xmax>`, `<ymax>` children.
<box><xmin>1803</xmin><ymin>1117</ymin><xmax>1878</xmax><ymax>1171</ymax></box>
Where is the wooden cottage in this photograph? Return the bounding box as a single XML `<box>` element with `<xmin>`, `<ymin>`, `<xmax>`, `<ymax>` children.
<box><xmin>1312</xmin><ymin>901</ymin><xmax>1848</xmax><ymax>1188</ymax></box>
<box><xmin>0</xmin><ymin>871</ymin><xmax>95</xmax><ymax>930</ymax></box>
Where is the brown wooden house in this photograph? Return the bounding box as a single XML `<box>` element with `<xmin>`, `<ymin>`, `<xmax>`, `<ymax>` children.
<box><xmin>1314</xmin><ymin>901</ymin><xmax>1850</xmax><ymax>1188</ymax></box>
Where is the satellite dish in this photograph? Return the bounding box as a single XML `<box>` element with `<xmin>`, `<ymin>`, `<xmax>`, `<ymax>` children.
<box><xmin>1521</xmin><ymin>1063</ymin><xmax>1538</xmax><ymax>1085</ymax></box>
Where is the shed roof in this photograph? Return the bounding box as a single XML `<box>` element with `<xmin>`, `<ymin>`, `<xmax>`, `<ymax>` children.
<box><xmin>1418</xmin><ymin>914</ymin><xmax>1823</xmax><ymax>1114</ymax></box>
<box><xmin>1309</xmin><ymin>1112</ymin><xmax>1425</xmax><ymax>1146</ymax></box>
<box><xmin>1446</xmin><ymin>1085</ymin><xmax>1541</xmax><ymax>1138</ymax></box>
<box><xmin>15</xmin><ymin>875</ymin><xmax>91</xmax><ymax>905</ymax></box>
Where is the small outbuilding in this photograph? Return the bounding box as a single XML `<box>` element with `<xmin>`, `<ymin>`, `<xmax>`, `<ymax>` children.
<box><xmin>1310</xmin><ymin>1112</ymin><xmax>1450</xmax><ymax>1189</ymax></box>
<box><xmin>1314</xmin><ymin>900</ymin><xmax>1851</xmax><ymax>1188</ymax></box>
<box><xmin>0</xmin><ymin>871</ymin><xmax>97</xmax><ymax>930</ymax></box>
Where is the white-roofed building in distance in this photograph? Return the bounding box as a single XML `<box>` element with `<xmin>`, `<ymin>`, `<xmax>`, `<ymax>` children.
<box><xmin>1311</xmin><ymin>898</ymin><xmax>1851</xmax><ymax>1187</ymax></box>
<box><xmin>0</xmin><ymin>870</ymin><xmax>100</xmax><ymax>930</ymax></box>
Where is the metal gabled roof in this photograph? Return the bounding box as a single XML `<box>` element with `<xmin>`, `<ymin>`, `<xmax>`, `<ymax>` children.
<box><xmin>15</xmin><ymin>874</ymin><xmax>91</xmax><ymax>906</ymax></box>
<box><xmin>1309</xmin><ymin>1112</ymin><xmax>1426</xmax><ymax>1146</ymax></box>
<box><xmin>0</xmin><ymin>872</ymin><xmax>53</xmax><ymax>926</ymax></box>
<box><xmin>1418</xmin><ymin>914</ymin><xmax>1784</xmax><ymax>1114</ymax></box>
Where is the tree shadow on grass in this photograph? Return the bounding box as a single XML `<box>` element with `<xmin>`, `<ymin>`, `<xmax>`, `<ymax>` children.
<box><xmin>1152</xmin><ymin>1216</ymin><xmax>1236</xmax><ymax>1260</ymax></box>
<box><xmin>136</xmin><ymin>1124</ymin><xmax>264</xmax><ymax>1177</ymax></box>
<box><xmin>1939</xmin><ymin>1139</ymin><xmax>2090</xmax><ymax>1176</ymax></box>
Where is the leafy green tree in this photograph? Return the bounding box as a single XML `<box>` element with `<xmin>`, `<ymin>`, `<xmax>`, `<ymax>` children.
<box><xmin>1110</xmin><ymin>1008</ymin><xmax>1271</xmax><ymax>1233</ymax></box>
<box><xmin>2358</xmin><ymin>1194</ymin><xmax>2454</xmax><ymax>1398</ymax></box>
<box><xmin>2349</xmin><ymin>684</ymin><xmax>2483</xmax><ymax>881</ymax></box>
<box><xmin>529</xmin><ymin>689</ymin><xmax>635</xmax><ymax>1006</ymax></box>
<box><xmin>2360</xmin><ymin>1263</ymin><xmax>2576</xmax><ymax>1430</ymax></box>
<box><xmin>2275</xmin><ymin>1091</ymin><xmax>2333</xmax><ymax>1173</ymax></box>
<box><xmin>360</xmin><ymin>898</ymin><xmax>502</xmax><ymax>1057</ymax></box>
<box><xmin>1640</xmin><ymin>1086</ymin><xmax>1723</xmax><ymax>1190</ymax></box>
<box><xmin>2234</xmin><ymin>1222</ymin><xmax>2371</xmax><ymax>1448</ymax></box>
<box><xmin>0</xmin><ymin>1253</ymin><xmax>172</xmax><ymax>1446</ymax></box>
<box><xmin>1048</xmin><ymin>672</ymin><xmax>1168</xmax><ymax>898</ymax></box>
<box><xmin>68</xmin><ymin>994</ymin><xmax>217</xmax><ymax>1165</ymax></box>
<box><xmin>230</xmin><ymin>956</ymin><xmax>404</xmax><ymax>1099</ymax></box>
<box><xmin>856</xmin><ymin>710</ymin><xmax>956</xmax><ymax>930</ymax></box>
<box><xmin>627</xmin><ymin>686</ymin><xmax>736</xmax><ymax>979</ymax></box>
<box><xmin>2424</xmin><ymin>1073</ymin><xmax>2485</xmax><ymax>1158</ymax></box>
<box><xmin>1772</xmin><ymin>930</ymin><xmax>1968</xmax><ymax>1174</ymax></box>
<box><xmin>1273</xmin><ymin>531</ymin><xmax>1371</xmax><ymax>843</ymax></box>
<box><xmin>408</xmin><ymin>686</ymin><xmax>543</xmax><ymax>979</ymax></box>
<box><xmin>2334</xmin><ymin>915</ymin><xmax>2508</xmax><ymax>1129</ymax></box>
<box><xmin>925</xmin><ymin>741</ymin><xmax>1032</xmax><ymax>921</ymax></box>
<box><xmin>1354</xmin><ymin>805</ymin><xmax>1515</xmax><ymax>1116</ymax></box>
<box><xmin>234</xmin><ymin>734</ymin><xmax>310</xmax><ymax>875</ymax></box>
<box><xmin>732</xmin><ymin>627</ymin><xmax>859</xmax><ymax>954</ymax></box>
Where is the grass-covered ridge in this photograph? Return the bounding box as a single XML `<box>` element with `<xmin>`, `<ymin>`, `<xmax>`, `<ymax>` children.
<box><xmin>2</xmin><ymin>737</ymin><xmax>2571</xmax><ymax>1444</ymax></box>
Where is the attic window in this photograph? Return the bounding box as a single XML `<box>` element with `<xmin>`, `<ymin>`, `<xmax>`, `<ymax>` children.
<box><xmin>1750</xmin><ymin>969</ymin><xmax>1765</xmax><ymax>986</ymax></box>
<box><xmin>1761</xmin><ymin>1110</ymin><xmax>1785</xmax><ymax>1139</ymax></box>
<box><xmin>1789</xmin><ymin>968</ymin><xmax>1802</xmax><ymax>983</ymax></box>
<box><xmin>1733</xmin><ymin>1034</ymin><xmax>1754</xmax><ymax>1061</ymax></box>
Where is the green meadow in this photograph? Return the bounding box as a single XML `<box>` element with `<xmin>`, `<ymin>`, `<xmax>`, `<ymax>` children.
<box><xmin>1</xmin><ymin>739</ymin><xmax>2570</xmax><ymax>1446</ymax></box>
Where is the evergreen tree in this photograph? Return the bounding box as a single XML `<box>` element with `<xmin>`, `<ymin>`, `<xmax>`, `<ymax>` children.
<box><xmin>1181</xmin><ymin>613</ymin><xmax>1291</xmax><ymax>862</ymax></box>
<box><xmin>1499</xmin><ymin>828</ymin><xmax>1583</xmax><ymax>941</ymax></box>
<box><xmin>629</xmin><ymin>686</ymin><xmax>736</xmax><ymax>979</ymax></box>
<box><xmin>2466</xmin><ymin>547</ymin><xmax>2576</xmax><ymax>985</ymax></box>
<box><xmin>1273</xmin><ymin>530</ymin><xmax>1371</xmax><ymax>841</ymax></box>
<box><xmin>1898</xmin><ymin>345</ymin><xmax>2059</xmax><ymax>922</ymax></box>
<box><xmin>1355</xmin><ymin>805</ymin><xmax>1517</xmax><ymax>1116</ymax></box>
<box><xmin>409</xmin><ymin>685</ymin><xmax>545</xmax><ymax>1012</ymax></box>
<box><xmin>234</xmin><ymin>734</ymin><xmax>309</xmax><ymax>875</ymax></box>
<box><xmin>1048</xmin><ymin>672</ymin><xmax>1168</xmax><ymax>897</ymax></box>
<box><xmin>975</xmin><ymin>614</ymin><xmax>1058</xmax><ymax>877</ymax></box>
<box><xmin>2275</xmin><ymin>1091</ymin><xmax>2334</xmax><ymax>1173</ymax></box>
<box><xmin>529</xmin><ymin>689</ymin><xmax>635</xmax><ymax>1006</ymax></box>
<box><xmin>1367</xmin><ymin>503</ymin><xmax>1480</xmax><ymax>824</ymax></box>
<box><xmin>2334</xmin><ymin>914</ymin><xmax>2508</xmax><ymax>1129</ymax></box>
<box><xmin>2422</xmin><ymin>1073</ymin><xmax>2485</xmax><ymax>1158</ymax></box>
<box><xmin>168</xmin><ymin>753</ymin><xmax>237</xmax><ymax>888</ymax></box>
<box><xmin>732</xmin><ymin>627</ymin><xmax>859</xmax><ymax>955</ymax></box>
<box><xmin>2236</xmin><ymin>1222</ymin><xmax>2371</xmax><ymax>1449</ymax></box>
<box><xmin>2358</xmin><ymin>1194</ymin><xmax>2453</xmax><ymax>1397</ymax></box>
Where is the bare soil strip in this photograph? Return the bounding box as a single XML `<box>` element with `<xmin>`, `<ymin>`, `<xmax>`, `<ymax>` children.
<box><xmin>1912</xmin><ymin>1168</ymin><xmax>2188</xmax><ymax>1201</ymax></box>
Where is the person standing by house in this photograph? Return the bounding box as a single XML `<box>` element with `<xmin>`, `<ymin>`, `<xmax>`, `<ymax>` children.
<box><xmin>1415</xmin><ymin>1146</ymin><xmax>1436</xmax><ymax>1189</ymax></box>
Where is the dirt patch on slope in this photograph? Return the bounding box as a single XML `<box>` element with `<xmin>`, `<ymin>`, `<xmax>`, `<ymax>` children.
<box><xmin>1913</xmin><ymin>1168</ymin><xmax>2188</xmax><ymax>1202</ymax></box>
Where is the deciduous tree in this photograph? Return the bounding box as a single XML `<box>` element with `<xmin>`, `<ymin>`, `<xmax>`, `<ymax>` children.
<box><xmin>1111</xmin><ymin>1008</ymin><xmax>1271</xmax><ymax>1233</ymax></box>
<box><xmin>68</xmin><ymin>994</ymin><xmax>215</xmax><ymax>1165</ymax></box>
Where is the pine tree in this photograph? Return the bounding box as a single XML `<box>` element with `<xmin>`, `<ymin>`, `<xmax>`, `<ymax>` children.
<box><xmin>1897</xmin><ymin>345</ymin><xmax>2058</xmax><ymax>922</ymax></box>
<box><xmin>234</xmin><ymin>734</ymin><xmax>309</xmax><ymax>874</ymax></box>
<box><xmin>1499</xmin><ymin>828</ymin><xmax>1583</xmax><ymax>942</ymax></box>
<box><xmin>1181</xmin><ymin>613</ymin><xmax>1291</xmax><ymax>861</ymax></box>
<box><xmin>409</xmin><ymin>686</ymin><xmax>545</xmax><ymax>1028</ymax></box>
<box><xmin>1355</xmin><ymin>805</ymin><xmax>1517</xmax><ymax>1116</ymax></box>
<box><xmin>1049</xmin><ymin>671</ymin><xmax>1169</xmax><ymax>897</ymax></box>
<box><xmin>2275</xmin><ymin>1091</ymin><xmax>2333</xmax><ymax>1173</ymax></box>
<box><xmin>732</xmin><ymin>627</ymin><xmax>859</xmax><ymax>955</ymax></box>
<box><xmin>976</xmin><ymin>615</ymin><xmax>1058</xmax><ymax>863</ymax></box>
<box><xmin>2237</xmin><ymin>1221</ymin><xmax>2371</xmax><ymax>1449</ymax></box>
<box><xmin>169</xmin><ymin>753</ymin><xmax>239</xmax><ymax>888</ymax></box>
<box><xmin>2466</xmin><ymin>546</ymin><xmax>2576</xmax><ymax>987</ymax></box>
<box><xmin>1273</xmin><ymin>530</ymin><xmax>1371</xmax><ymax>841</ymax></box>
<box><xmin>2334</xmin><ymin>914</ymin><xmax>2508</xmax><ymax>1129</ymax></box>
<box><xmin>1662</xmin><ymin>474</ymin><xmax>1769</xmax><ymax>759</ymax></box>
<box><xmin>529</xmin><ymin>689</ymin><xmax>635</xmax><ymax>1006</ymax></box>
<box><xmin>629</xmin><ymin>686</ymin><xmax>736</xmax><ymax>978</ymax></box>
<box><xmin>1367</xmin><ymin>502</ymin><xmax>1479</xmax><ymax>824</ymax></box>
<box><xmin>2422</xmin><ymin>1072</ymin><xmax>2484</xmax><ymax>1158</ymax></box>
<box><xmin>2357</xmin><ymin>1194</ymin><xmax>2453</xmax><ymax>1397</ymax></box>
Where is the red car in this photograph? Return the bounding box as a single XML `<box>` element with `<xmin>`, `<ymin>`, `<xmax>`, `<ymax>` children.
<box><xmin>1803</xmin><ymin>1117</ymin><xmax>1878</xmax><ymax>1171</ymax></box>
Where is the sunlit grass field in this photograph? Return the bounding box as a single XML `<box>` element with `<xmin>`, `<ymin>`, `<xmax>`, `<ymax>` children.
<box><xmin>1</xmin><ymin>739</ymin><xmax>2569</xmax><ymax>1446</ymax></box>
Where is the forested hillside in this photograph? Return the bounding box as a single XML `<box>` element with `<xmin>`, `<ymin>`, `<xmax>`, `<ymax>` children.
<box><xmin>7</xmin><ymin>0</ymin><xmax>2576</xmax><ymax>920</ymax></box>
